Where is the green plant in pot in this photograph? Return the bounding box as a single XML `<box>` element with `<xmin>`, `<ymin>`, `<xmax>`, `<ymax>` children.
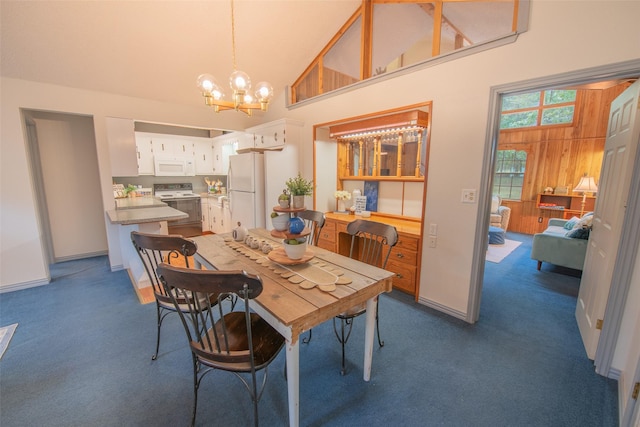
<box><xmin>278</xmin><ymin>189</ymin><xmax>290</xmax><ymax>208</ymax></box>
<box><xmin>286</xmin><ymin>173</ymin><xmax>313</xmax><ymax>209</ymax></box>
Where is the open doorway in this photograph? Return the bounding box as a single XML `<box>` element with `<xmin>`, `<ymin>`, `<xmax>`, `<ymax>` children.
<box><xmin>23</xmin><ymin>110</ymin><xmax>108</xmax><ymax>272</ymax></box>
<box><xmin>469</xmin><ymin>60</ymin><xmax>640</xmax><ymax>374</ymax></box>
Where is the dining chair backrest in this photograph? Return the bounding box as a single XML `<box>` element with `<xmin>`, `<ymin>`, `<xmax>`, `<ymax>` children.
<box><xmin>131</xmin><ymin>231</ymin><xmax>198</xmax><ymax>302</ymax></box>
<box><xmin>157</xmin><ymin>263</ymin><xmax>285</xmax><ymax>426</ymax></box>
<box><xmin>297</xmin><ymin>210</ymin><xmax>326</xmax><ymax>246</ymax></box>
<box><xmin>346</xmin><ymin>219</ymin><xmax>398</xmax><ymax>269</ymax></box>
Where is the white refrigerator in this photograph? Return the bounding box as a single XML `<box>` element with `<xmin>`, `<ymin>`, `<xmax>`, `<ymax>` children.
<box><xmin>264</xmin><ymin>144</ymin><xmax>300</xmax><ymax>229</ymax></box>
<box><xmin>228</xmin><ymin>152</ymin><xmax>265</xmax><ymax>229</ymax></box>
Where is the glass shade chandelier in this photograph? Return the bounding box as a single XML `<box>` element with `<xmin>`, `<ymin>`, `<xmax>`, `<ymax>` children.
<box><xmin>196</xmin><ymin>0</ymin><xmax>273</xmax><ymax>116</ymax></box>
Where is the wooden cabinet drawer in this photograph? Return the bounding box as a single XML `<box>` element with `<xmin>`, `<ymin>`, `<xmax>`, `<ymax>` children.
<box><xmin>389</xmin><ymin>246</ymin><xmax>417</xmax><ymax>265</ymax></box>
<box><xmin>319</xmin><ymin>220</ymin><xmax>336</xmax><ymax>243</ymax></box>
<box><xmin>395</xmin><ymin>235</ymin><xmax>419</xmax><ymax>252</ymax></box>
<box><xmin>386</xmin><ymin>258</ymin><xmax>416</xmax><ymax>294</ymax></box>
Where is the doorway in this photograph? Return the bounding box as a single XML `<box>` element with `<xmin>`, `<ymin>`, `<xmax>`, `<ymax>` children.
<box><xmin>23</xmin><ymin>110</ymin><xmax>108</xmax><ymax>268</ymax></box>
<box><xmin>469</xmin><ymin>60</ymin><xmax>640</xmax><ymax>375</ymax></box>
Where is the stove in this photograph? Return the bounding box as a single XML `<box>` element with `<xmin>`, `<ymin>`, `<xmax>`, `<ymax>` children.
<box><xmin>153</xmin><ymin>183</ymin><xmax>201</xmax><ymax>200</ymax></box>
<box><xmin>154</xmin><ymin>183</ymin><xmax>202</xmax><ymax>237</ymax></box>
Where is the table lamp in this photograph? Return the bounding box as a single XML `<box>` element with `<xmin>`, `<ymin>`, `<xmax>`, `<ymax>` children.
<box><xmin>573</xmin><ymin>174</ymin><xmax>598</xmax><ymax>216</ymax></box>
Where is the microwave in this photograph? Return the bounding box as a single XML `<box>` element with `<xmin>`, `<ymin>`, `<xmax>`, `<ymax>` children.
<box><xmin>153</xmin><ymin>156</ymin><xmax>196</xmax><ymax>176</ymax></box>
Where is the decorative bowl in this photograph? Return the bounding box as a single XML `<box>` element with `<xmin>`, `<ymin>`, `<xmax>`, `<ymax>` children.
<box><xmin>271</xmin><ymin>214</ymin><xmax>289</xmax><ymax>231</ymax></box>
<box><xmin>282</xmin><ymin>238</ymin><xmax>307</xmax><ymax>260</ymax></box>
<box><xmin>288</xmin><ymin>217</ymin><xmax>305</xmax><ymax>234</ymax></box>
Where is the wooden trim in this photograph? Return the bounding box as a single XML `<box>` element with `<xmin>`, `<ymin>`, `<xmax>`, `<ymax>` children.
<box><xmin>329</xmin><ymin>110</ymin><xmax>429</xmax><ymax>137</ymax></box>
<box><xmin>361</xmin><ymin>0</ymin><xmax>373</xmax><ymax>80</ymax></box>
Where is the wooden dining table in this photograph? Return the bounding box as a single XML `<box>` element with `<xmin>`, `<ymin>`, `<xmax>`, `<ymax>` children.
<box><xmin>191</xmin><ymin>228</ymin><xmax>394</xmax><ymax>427</ymax></box>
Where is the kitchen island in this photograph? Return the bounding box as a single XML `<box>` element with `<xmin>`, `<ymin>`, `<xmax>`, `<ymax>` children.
<box><xmin>107</xmin><ymin>198</ymin><xmax>189</xmax><ymax>302</ymax></box>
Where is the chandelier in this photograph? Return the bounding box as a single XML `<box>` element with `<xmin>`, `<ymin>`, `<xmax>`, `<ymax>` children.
<box><xmin>196</xmin><ymin>0</ymin><xmax>273</xmax><ymax>116</ymax></box>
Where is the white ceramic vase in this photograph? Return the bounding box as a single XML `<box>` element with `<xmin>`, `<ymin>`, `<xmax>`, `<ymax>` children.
<box><xmin>337</xmin><ymin>199</ymin><xmax>346</xmax><ymax>212</ymax></box>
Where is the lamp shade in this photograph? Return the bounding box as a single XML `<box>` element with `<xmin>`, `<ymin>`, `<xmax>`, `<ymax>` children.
<box><xmin>573</xmin><ymin>176</ymin><xmax>598</xmax><ymax>193</ymax></box>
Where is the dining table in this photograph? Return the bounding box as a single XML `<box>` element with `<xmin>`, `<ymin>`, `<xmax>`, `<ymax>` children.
<box><xmin>191</xmin><ymin>228</ymin><xmax>394</xmax><ymax>427</ymax></box>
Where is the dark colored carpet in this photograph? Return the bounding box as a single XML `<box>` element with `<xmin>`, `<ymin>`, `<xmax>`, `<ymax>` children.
<box><xmin>0</xmin><ymin>233</ymin><xmax>618</xmax><ymax>426</ymax></box>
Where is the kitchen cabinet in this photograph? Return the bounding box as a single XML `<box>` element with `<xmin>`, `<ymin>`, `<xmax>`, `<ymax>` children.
<box><xmin>211</xmin><ymin>139</ymin><xmax>234</xmax><ymax>175</ymax></box>
<box><xmin>318</xmin><ymin>213</ymin><xmax>421</xmax><ymax>296</ymax></box>
<box><xmin>246</xmin><ymin>118</ymin><xmax>303</xmax><ymax>151</ymax></box>
<box><xmin>202</xmin><ymin>197</ymin><xmax>232</xmax><ymax>234</ymax></box>
<box><xmin>194</xmin><ymin>139</ymin><xmax>215</xmax><ymax>175</ymax></box>
<box><xmin>212</xmin><ymin>132</ymin><xmax>245</xmax><ymax>173</ymax></box>
<box><xmin>134</xmin><ymin>134</ymin><xmax>155</xmax><ymax>175</ymax></box>
<box><xmin>106</xmin><ymin>117</ymin><xmax>138</xmax><ymax>177</ymax></box>
<box><xmin>201</xmin><ymin>198</ymin><xmax>210</xmax><ymax>232</ymax></box>
<box><xmin>214</xmin><ymin>131</ymin><xmax>252</xmax><ymax>153</ymax></box>
<box><xmin>154</xmin><ymin>135</ymin><xmax>192</xmax><ymax>157</ymax></box>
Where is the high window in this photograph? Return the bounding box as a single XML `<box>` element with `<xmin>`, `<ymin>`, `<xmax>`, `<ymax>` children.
<box><xmin>500</xmin><ymin>90</ymin><xmax>577</xmax><ymax>129</ymax></box>
<box><xmin>493</xmin><ymin>150</ymin><xmax>526</xmax><ymax>200</ymax></box>
<box><xmin>291</xmin><ymin>0</ymin><xmax>524</xmax><ymax>104</ymax></box>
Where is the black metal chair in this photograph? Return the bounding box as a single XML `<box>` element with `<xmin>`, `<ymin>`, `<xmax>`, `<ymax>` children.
<box><xmin>131</xmin><ymin>231</ymin><xmax>204</xmax><ymax>360</ymax></box>
<box><xmin>334</xmin><ymin>219</ymin><xmax>398</xmax><ymax>375</ymax></box>
<box><xmin>296</xmin><ymin>210</ymin><xmax>326</xmax><ymax>344</ymax></box>
<box><xmin>157</xmin><ymin>263</ymin><xmax>285</xmax><ymax>427</ymax></box>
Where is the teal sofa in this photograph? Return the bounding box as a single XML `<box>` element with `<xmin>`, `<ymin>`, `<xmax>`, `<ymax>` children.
<box><xmin>530</xmin><ymin>218</ymin><xmax>589</xmax><ymax>271</ymax></box>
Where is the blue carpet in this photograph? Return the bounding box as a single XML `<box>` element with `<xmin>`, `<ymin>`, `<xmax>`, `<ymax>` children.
<box><xmin>0</xmin><ymin>234</ymin><xmax>618</xmax><ymax>426</ymax></box>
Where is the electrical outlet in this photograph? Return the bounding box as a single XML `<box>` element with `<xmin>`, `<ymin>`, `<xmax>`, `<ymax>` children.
<box><xmin>429</xmin><ymin>223</ymin><xmax>437</xmax><ymax>236</ymax></box>
<box><xmin>428</xmin><ymin>236</ymin><xmax>437</xmax><ymax>248</ymax></box>
<box><xmin>461</xmin><ymin>189</ymin><xmax>476</xmax><ymax>203</ymax></box>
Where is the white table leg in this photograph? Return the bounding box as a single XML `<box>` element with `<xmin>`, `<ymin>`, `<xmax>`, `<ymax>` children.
<box><xmin>363</xmin><ymin>297</ymin><xmax>376</xmax><ymax>381</ymax></box>
<box><xmin>285</xmin><ymin>338</ymin><xmax>300</xmax><ymax>427</ymax></box>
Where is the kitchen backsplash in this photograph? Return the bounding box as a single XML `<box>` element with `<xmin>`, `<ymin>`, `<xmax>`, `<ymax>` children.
<box><xmin>112</xmin><ymin>175</ymin><xmax>227</xmax><ymax>195</ymax></box>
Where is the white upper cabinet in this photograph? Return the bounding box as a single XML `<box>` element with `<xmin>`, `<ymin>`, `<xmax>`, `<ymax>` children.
<box><xmin>153</xmin><ymin>136</ymin><xmax>193</xmax><ymax>158</ymax></box>
<box><xmin>230</xmin><ymin>131</ymin><xmax>253</xmax><ymax>152</ymax></box>
<box><xmin>135</xmin><ymin>134</ymin><xmax>155</xmax><ymax>175</ymax></box>
<box><xmin>106</xmin><ymin>117</ymin><xmax>138</xmax><ymax>177</ymax></box>
<box><xmin>246</xmin><ymin>118</ymin><xmax>303</xmax><ymax>151</ymax></box>
<box><xmin>194</xmin><ymin>139</ymin><xmax>215</xmax><ymax>175</ymax></box>
<box><xmin>212</xmin><ymin>132</ymin><xmax>247</xmax><ymax>173</ymax></box>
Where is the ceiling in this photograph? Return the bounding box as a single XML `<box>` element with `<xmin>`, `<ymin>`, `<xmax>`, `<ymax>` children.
<box><xmin>0</xmin><ymin>0</ymin><xmax>361</xmax><ymax>108</ymax></box>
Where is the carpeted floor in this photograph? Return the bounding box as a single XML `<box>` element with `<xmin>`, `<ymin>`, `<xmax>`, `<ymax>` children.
<box><xmin>0</xmin><ymin>233</ymin><xmax>618</xmax><ymax>426</ymax></box>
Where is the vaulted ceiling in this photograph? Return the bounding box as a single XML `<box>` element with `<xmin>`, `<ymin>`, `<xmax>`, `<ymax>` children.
<box><xmin>1</xmin><ymin>0</ymin><xmax>361</xmax><ymax>107</ymax></box>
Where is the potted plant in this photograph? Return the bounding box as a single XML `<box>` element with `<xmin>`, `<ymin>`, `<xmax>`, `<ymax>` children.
<box><xmin>285</xmin><ymin>173</ymin><xmax>313</xmax><ymax>208</ymax></box>
<box><xmin>278</xmin><ymin>189</ymin><xmax>290</xmax><ymax>208</ymax></box>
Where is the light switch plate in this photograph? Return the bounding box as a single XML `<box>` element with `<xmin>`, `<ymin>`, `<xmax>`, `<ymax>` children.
<box><xmin>462</xmin><ymin>189</ymin><xmax>476</xmax><ymax>203</ymax></box>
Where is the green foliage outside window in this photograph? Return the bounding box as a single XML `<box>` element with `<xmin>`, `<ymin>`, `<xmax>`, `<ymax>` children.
<box><xmin>500</xmin><ymin>90</ymin><xmax>576</xmax><ymax>129</ymax></box>
<box><xmin>493</xmin><ymin>150</ymin><xmax>526</xmax><ymax>200</ymax></box>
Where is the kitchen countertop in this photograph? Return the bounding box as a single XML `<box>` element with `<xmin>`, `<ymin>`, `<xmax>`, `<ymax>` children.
<box><xmin>107</xmin><ymin>206</ymin><xmax>188</xmax><ymax>225</ymax></box>
<box><xmin>114</xmin><ymin>196</ymin><xmax>166</xmax><ymax>210</ymax></box>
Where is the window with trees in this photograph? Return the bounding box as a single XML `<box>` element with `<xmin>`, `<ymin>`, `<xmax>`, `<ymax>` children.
<box><xmin>500</xmin><ymin>90</ymin><xmax>577</xmax><ymax>129</ymax></box>
<box><xmin>493</xmin><ymin>150</ymin><xmax>526</xmax><ymax>200</ymax></box>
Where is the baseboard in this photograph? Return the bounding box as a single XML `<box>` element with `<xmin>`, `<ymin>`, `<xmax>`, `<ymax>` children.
<box><xmin>54</xmin><ymin>250</ymin><xmax>108</xmax><ymax>263</ymax></box>
<box><xmin>417</xmin><ymin>296</ymin><xmax>468</xmax><ymax>321</ymax></box>
<box><xmin>0</xmin><ymin>277</ymin><xmax>50</xmax><ymax>294</ymax></box>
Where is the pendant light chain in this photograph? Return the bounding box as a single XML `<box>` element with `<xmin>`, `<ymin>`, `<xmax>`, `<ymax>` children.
<box><xmin>230</xmin><ymin>0</ymin><xmax>237</xmax><ymax>71</ymax></box>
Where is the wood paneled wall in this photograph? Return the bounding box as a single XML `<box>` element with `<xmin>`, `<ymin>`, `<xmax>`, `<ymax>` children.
<box><xmin>500</xmin><ymin>82</ymin><xmax>631</xmax><ymax>235</ymax></box>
